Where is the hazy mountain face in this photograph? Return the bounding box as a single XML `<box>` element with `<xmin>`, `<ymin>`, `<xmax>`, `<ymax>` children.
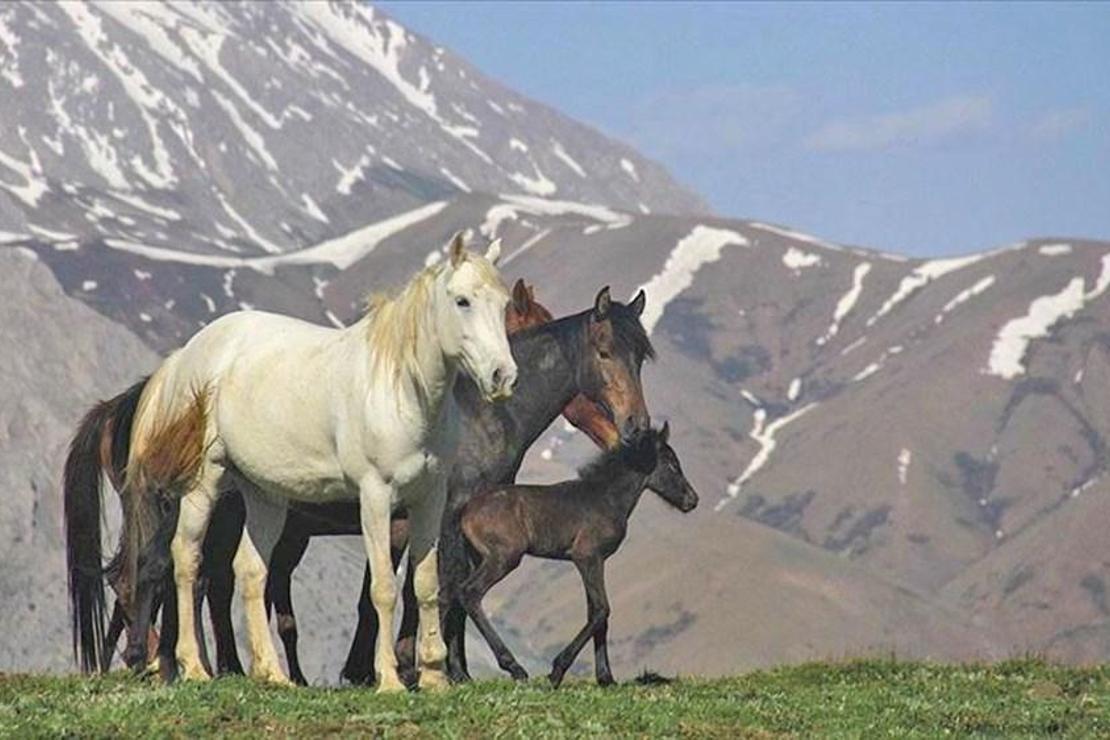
<box><xmin>1</xmin><ymin>1</ymin><xmax>1108</xmax><ymax>680</ymax></box>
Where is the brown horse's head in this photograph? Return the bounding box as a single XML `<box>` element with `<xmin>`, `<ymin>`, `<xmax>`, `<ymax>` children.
<box><xmin>505</xmin><ymin>278</ymin><xmax>553</xmax><ymax>333</ymax></box>
<box><xmin>580</xmin><ymin>286</ymin><xmax>653</xmax><ymax>447</ymax></box>
<box><xmin>505</xmin><ymin>280</ymin><xmax>624</xmax><ymax>448</ymax></box>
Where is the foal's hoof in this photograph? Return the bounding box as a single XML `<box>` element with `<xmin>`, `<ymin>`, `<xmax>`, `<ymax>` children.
<box><xmin>418</xmin><ymin>668</ymin><xmax>450</xmax><ymax>692</ymax></box>
<box><xmin>508</xmin><ymin>665</ymin><xmax>529</xmax><ymax>682</ymax></box>
<box><xmin>597</xmin><ymin>674</ymin><xmax>616</xmax><ymax>688</ymax></box>
<box><xmin>547</xmin><ymin>670</ymin><xmax>566</xmax><ymax>689</ymax></box>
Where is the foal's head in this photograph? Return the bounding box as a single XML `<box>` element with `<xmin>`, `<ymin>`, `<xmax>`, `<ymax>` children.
<box><xmin>436</xmin><ymin>235</ymin><xmax>517</xmax><ymax>401</ymax></box>
<box><xmin>580</xmin><ymin>287</ymin><xmax>654</xmax><ymax>446</ymax></box>
<box><xmin>639</xmin><ymin>423</ymin><xmax>698</xmax><ymax>513</ymax></box>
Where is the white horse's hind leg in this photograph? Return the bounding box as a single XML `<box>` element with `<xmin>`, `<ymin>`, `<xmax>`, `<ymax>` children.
<box><xmin>359</xmin><ymin>470</ymin><xmax>405</xmax><ymax>693</ymax></box>
<box><xmin>234</xmin><ymin>488</ymin><xmax>290</xmax><ymax>685</ymax></box>
<box><xmin>408</xmin><ymin>481</ymin><xmax>449</xmax><ymax>691</ymax></box>
<box><xmin>173</xmin><ymin>463</ymin><xmax>223</xmax><ymax>681</ymax></box>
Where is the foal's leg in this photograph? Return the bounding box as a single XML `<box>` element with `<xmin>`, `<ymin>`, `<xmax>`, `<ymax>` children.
<box><xmin>172</xmin><ymin>464</ymin><xmax>224</xmax><ymax>681</ymax></box>
<box><xmin>359</xmin><ymin>471</ymin><xmax>405</xmax><ymax>693</ymax></box>
<box><xmin>459</xmin><ymin>552</ymin><xmax>528</xmax><ymax>680</ymax></box>
<box><xmin>549</xmin><ymin>556</ymin><xmax>610</xmax><ymax>688</ymax></box>
<box><xmin>104</xmin><ymin>601</ymin><xmax>126</xmax><ymax>672</ymax></box>
<box><xmin>234</xmin><ymin>489</ymin><xmax>290</xmax><ymax>685</ymax></box>
<box><xmin>439</xmin><ymin>523</ymin><xmax>473</xmax><ymax>683</ymax></box>
<box><xmin>406</xmin><ymin>485</ymin><xmax>450</xmax><ymax>691</ymax></box>
<box><xmin>265</xmin><ymin>529</ymin><xmax>310</xmax><ymax>686</ymax></box>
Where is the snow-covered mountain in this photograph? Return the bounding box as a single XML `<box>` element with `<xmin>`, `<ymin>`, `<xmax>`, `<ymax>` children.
<box><xmin>0</xmin><ymin>1</ymin><xmax>703</xmax><ymax>258</ymax></box>
<box><xmin>2</xmin><ymin>0</ymin><xmax>1109</xmax><ymax>681</ymax></box>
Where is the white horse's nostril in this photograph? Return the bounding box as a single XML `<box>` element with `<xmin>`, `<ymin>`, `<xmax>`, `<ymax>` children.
<box><xmin>491</xmin><ymin>368</ymin><xmax>502</xmax><ymax>389</ymax></box>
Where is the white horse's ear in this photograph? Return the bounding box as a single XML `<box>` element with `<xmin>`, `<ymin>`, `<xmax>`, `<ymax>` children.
<box><xmin>484</xmin><ymin>238</ymin><xmax>502</xmax><ymax>265</ymax></box>
<box><xmin>449</xmin><ymin>232</ymin><xmax>466</xmax><ymax>268</ymax></box>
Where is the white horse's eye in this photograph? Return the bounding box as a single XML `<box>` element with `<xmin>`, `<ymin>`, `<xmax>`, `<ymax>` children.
<box><xmin>455</xmin><ymin>296</ymin><xmax>470</xmax><ymax>309</ymax></box>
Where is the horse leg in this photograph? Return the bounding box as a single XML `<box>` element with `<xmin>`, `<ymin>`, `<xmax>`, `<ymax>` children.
<box><xmin>392</xmin><ymin>519</ymin><xmax>419</xmax><ymax>688</ymax></box>
<box><xmin>549</xmin><ymin>556</ymin><xmax>610</xmax><ymax>688</ymax></box>
<box><xmin>439</xmin><ymin>523</ymin><xmax>472</xmax><ymax>683</ymax></box>
<box><xmin>103</xmin><ymin>601</ymin><xmax>126</xmax><ymax>672</ymax></box>
<box><xmin>172</xmin><ymin>465</ymin><xmax>223</xmax><ymax>681</ymax></box>
<box><xmin>340</xmin><ymin>563</ymin><xmax>375</xmax><ymax>685</ymax></box>
<box><xmin>265</xmin><ymin>529</ymin><xmax>310</xmax><ymax>686</ymax></box>
<box><xmin>157</xmin><ymin>572</ymin><xmax>179</xmax><ymax>683</ymax></box>
<box><xmin>459</xmin><ymin>552</ymin><xmax>528</xmax><ymax>680</ymax></box>
<box><xmin>234</xmin><ymin>487</ymin><xmax>290</xmax><ymax>685</ymax></box>
<box><xmin>358</xmin><ymin>471</ymin><xmax>404</xmax><ymax>693</ymax></box>
<box><xmin>407</xmin><ymin>487</ymin><xmax>450</xmax><ymax>691</ymax></box>
<box><xmin>192</xmin><ymin>575</ymin><xmax>213</xmax><ymax>678</ymax></box>
<box><xmin>205</xmin><ymin>492</ymin><xmax>245</xmax><ymax>676</ymax></box>
<box><xmin>125</xmin><ymin>495</ymin><xmax>179</xmax><ymax>673</ymax></box>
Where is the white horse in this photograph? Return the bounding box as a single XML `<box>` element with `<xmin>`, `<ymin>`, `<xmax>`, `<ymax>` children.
<box><xmin>124</xmin><ymin>236</ymin><xmax>515</xmax><ymax>690</ymax></box>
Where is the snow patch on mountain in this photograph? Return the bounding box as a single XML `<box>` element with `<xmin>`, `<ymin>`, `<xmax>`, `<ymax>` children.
<box><xmin>817</xmin><ymin>262</ymin><xmax>871</xmax><ymax>346</ymax></box>
<box><xmin>987</xmin><ymin>254</ymin><xmax>1110</xmax><ymax>379</ymax></box>
<box><xmin>637</xmin><ymin>225</ymin><xmax>749</xmax><ymax>335</ymax></box>
<box><xmin>718</xmin><ymin>403</ymin><xmax>819</xmax><ymax>511</ymax></box>
<box><xmin>782</xmin><ymin>246</ymin><xmax>821</xmax><ymax>274</ymax></box>
<box><xmin>935</xmin><ymin>275</ymin><xmax>995</xmax><ymax>324</ymax></box>
<box><xmin>1039</xmin><ymin>243</ymin><xmax>1073</xmax><ymax>256</ymax></box>
<box><xmin>867</xmin><ymin>254</ymin><xmax>987</xmax><ymax>327</ymax></box>
<box><xmin>752</xmin><ymin>221</ymin><xmax>842</xmax><ymax>252</ymax></box>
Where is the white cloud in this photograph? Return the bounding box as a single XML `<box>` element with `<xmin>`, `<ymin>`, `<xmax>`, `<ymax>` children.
<box><xmin>804</xmin><ymin>95</ymin><xmax>993</xmax><ymax>152</ymax></box>
<box><xmin>1028</xmin><ymin>107</ymin><xmax>1091</xmax><ymax>141</ymax></box>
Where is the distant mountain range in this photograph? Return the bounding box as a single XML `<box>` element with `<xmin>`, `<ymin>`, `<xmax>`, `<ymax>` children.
<box><xmin>1</xmin><ymin>1</ymin><xmax>1107</xmax><ymax>681</ymax></box>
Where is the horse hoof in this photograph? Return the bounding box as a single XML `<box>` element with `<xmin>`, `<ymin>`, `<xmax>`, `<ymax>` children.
<box><xmin>180</xmin><ymin>663</ymin><xmax>212</xmax><ymax>682</ymax></box>
<box><xmin>448</xmin><ymin>670</ymin><xmax>472</xmax><ymax>685</ymax></box>
<box><xmin>251</xmin><ymin>664</ymin><xmax>293</xmax><ymax>686</ymax></box>
<box><xmin>418</xmin><ymin>669</ymin><xmax>450</xmax><ymax>692</ymax></box>
<box><xmin>376</xmin><ymin>675</ymin><xmax>407</xmax><ymax>694</ymax></box>
<box><xmin>597</xmin><ymin>675</ymin><xmax>616</xmax><ymax>688</ymax></box>
<box><xmin>547</xmin><ymin>671</ymin><xmax>565</xmax><ymax>689</ymax></box>
<box><xmin>509</xmin><ymin>666</ymin><xmax>529</xmax><ymax>682</ymax></box>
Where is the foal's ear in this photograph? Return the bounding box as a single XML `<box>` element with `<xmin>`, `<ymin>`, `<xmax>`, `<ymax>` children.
<box><xmin>592</xmin><ymin>286</ymin><xmax>612</xmax><ymax>320</ymax></box>
<box><xmin>511</xmin><ymin>278</ymin><xmax>530</xmax><ymax>313</ymax></box>
<box><xmin>484</xmin><ymin>238</ymin><xmax>502</xmax><ymax>265</ymax></box>
<box><xmin>449</xmin><ymin>232</ymin><xmax>466</xmax><ymax>268</ymax></box>
<box><xmin>660</xmin><ymin>420</ymin><xmax>670</xmax><ymax>444</ymax></box>
<box><xmin>629</xmin><ymin>289</ymin><xmax>646</xmax><ymax>318</ymax></box>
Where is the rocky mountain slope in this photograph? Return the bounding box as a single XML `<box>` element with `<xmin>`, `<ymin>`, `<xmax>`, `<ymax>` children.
<box><xmin>0</xmin><ymin>1</ymin><xmax>1107</xmax><ymax>682</ymax></box>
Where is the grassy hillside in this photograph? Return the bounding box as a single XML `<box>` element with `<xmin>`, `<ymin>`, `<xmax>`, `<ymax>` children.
<box><xmin>0</xmin><ymin>660</ymin><xmax>1106</xmax><ymax>737</ymax></box>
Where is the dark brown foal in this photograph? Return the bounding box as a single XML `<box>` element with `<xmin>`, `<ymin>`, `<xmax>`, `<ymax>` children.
<box><xmin>457</xmin><ymin>423</ymin><xmax>698</xmax><ymax>687</ymax></box>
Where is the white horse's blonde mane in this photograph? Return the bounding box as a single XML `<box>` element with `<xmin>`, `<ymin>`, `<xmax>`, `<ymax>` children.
<box><xmin>363</xmin><ymin>252</ymin><xmax>508</xmax><ymax>390</ymax></box>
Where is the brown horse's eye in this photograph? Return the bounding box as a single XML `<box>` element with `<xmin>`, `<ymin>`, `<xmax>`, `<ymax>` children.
<box><xmin>598</xmin><ymin>348</ymin><xmax>611</xmax><ymax>360</ymax></box>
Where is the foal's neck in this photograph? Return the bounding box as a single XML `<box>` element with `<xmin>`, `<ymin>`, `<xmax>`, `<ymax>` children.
<box><xmin>598</xmin><ymin>465</ymin><xmax>652</xmax><ymax>522</ymax></box>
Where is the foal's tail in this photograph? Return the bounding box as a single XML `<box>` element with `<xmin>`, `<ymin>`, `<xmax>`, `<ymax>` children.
<box><xmin>63</xmin><ymin>377</ymin><xmax>148</xmax><ymax>673</ymax></box>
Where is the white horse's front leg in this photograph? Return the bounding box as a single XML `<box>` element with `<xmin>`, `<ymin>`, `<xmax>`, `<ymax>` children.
<box><xmin>173</xmin><ymin>463</ymin><xmax>223</xmax><ymax>681</ymax></box>
<box><xmin>234</xmin><ymin>488</ymin><xmax>290</xmax><ymax>685</ymax></box>
<box><xmin>360</xmin><ymin>470</ymin><xmax>405</xmax><ymax>693</ymax></box>
<box><xmin>408</xmin><ymin>476</ymin><xmax>450</xmax><ymax>691</ymax></box>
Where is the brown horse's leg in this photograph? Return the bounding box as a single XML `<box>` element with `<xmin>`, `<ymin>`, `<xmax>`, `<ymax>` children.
<box><xmin>205</xmin><ymin>493</ymin><xmax>245</xmax><ymax>676</ymax></box>
<box><xmin>549</xmin><ymin>556</ymin><xmax>609</xmax><ymax>688</ymax></box>
<box><xmin>459</xmin><ymin>553</ymin><xmax>528</xmax><ymax>681</ymax></box>
<box><xmin>103</xmin><ymin>601</ymin><xmax>126</xmax><ymax>672</ymax></box>
<box><xmin>340</xmin><ymin>563</ymin><xmax>375</xmax><ymax>685</ymax></box>
<box><xmin>266</xmin><ymin>530</ymin><xmax>311</xmax><ymax>686</ymax></box>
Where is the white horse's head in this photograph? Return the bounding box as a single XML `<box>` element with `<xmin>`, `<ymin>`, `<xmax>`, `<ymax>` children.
<box><xmin>436</xmin><ymin>234</ymin><xmax>517</xmax><ymax>401</ymax></box>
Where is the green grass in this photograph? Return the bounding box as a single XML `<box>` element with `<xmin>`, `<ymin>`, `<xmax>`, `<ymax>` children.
<box><xmin>0</xmin><ymin>659</ymin><xmax>1107</xmax><ymax>738</ymax></box>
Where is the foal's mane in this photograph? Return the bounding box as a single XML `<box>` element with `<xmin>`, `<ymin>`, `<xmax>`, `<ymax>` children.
<box><xmin>362</xmin><ymin>251</ymin><xmax>507</xmax><ymax>389</ymax></box>
<box><xmin>576</xmin><ymin>429</ymin><xmax>659</xmax><ymax>484</ymax></box>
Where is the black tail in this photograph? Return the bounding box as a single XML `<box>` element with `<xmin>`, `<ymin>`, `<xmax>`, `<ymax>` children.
<box><xmin>63</xmin><ymin>378</ymin><xmax>148</xmax><ymax>673</ymax></box>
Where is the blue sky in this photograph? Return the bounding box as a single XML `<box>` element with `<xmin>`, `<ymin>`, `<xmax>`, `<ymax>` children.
<box><xmin>379</xmin><ymin>2</ymin><xmax>1109</xmax><ymax>257</ymax></box>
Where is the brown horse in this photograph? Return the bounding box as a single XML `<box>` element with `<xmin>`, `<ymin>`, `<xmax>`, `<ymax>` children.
<box><xmin>458</xmin><ymin>423</ymin><xmax>697</xmax><ymax>687</ymax></box>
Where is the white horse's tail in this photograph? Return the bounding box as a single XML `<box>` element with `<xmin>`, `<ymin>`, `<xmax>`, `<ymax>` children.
<box><xmin>118</xmin><ymin>375</ymin><xmax>211</xmax><ymax>629</ymax></box>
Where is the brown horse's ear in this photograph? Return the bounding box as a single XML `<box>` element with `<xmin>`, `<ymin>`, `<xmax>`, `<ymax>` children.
<box><xmin>592</xmin><ymin>286</ymin><xmax>612</xmax><ymax>320</ymax></box>
<box><xmin>511</xmin><ymin>278</ymin><xmax>530</xmax><ymax>313</ymax></box>
<box><xmin>449</xmin><ymin>232</ymin><xmax>466</xmax><ymax>267</ymax></box>
<box><xmin>629</xmin><ymin>289</ymin><xmax>646</xmax><ymax>317</ymax></box>
<box><xmin>660</xmin><ymin>420</ymin><xmax>670</xmax><ymax>444</ymax></box>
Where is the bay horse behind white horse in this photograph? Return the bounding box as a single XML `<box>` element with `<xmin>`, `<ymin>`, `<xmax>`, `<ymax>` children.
<box><xmin>121</xmin><ymin>235</ymin><xmax>515</xmax><ymax>691</ymax></box>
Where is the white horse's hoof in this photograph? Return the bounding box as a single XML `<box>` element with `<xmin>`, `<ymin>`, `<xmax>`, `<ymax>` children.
<box><xmin>252</xmin><ymin>664</ymin><xmax>293</xmax><ymax>686</ymax></box>
<box><xmin>418</xmin><ymin>669</ymin><xmax>450</xmax><ymax>692</ymax></box>
<box><xmin>376</xmin><ymin>674</ymin><xmax>407</xmax><ymax>694</ymax></box>
<box><xmin>180</xmin><ymin>662</ymin><xmax>212</xmax><ymax>682</ymax></box>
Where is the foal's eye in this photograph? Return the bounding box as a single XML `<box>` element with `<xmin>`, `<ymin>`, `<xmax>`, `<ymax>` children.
<box><xmin>455</xmin><ymin>296</ymin><xmax>470</xmax><ymax>308</ymax></box>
